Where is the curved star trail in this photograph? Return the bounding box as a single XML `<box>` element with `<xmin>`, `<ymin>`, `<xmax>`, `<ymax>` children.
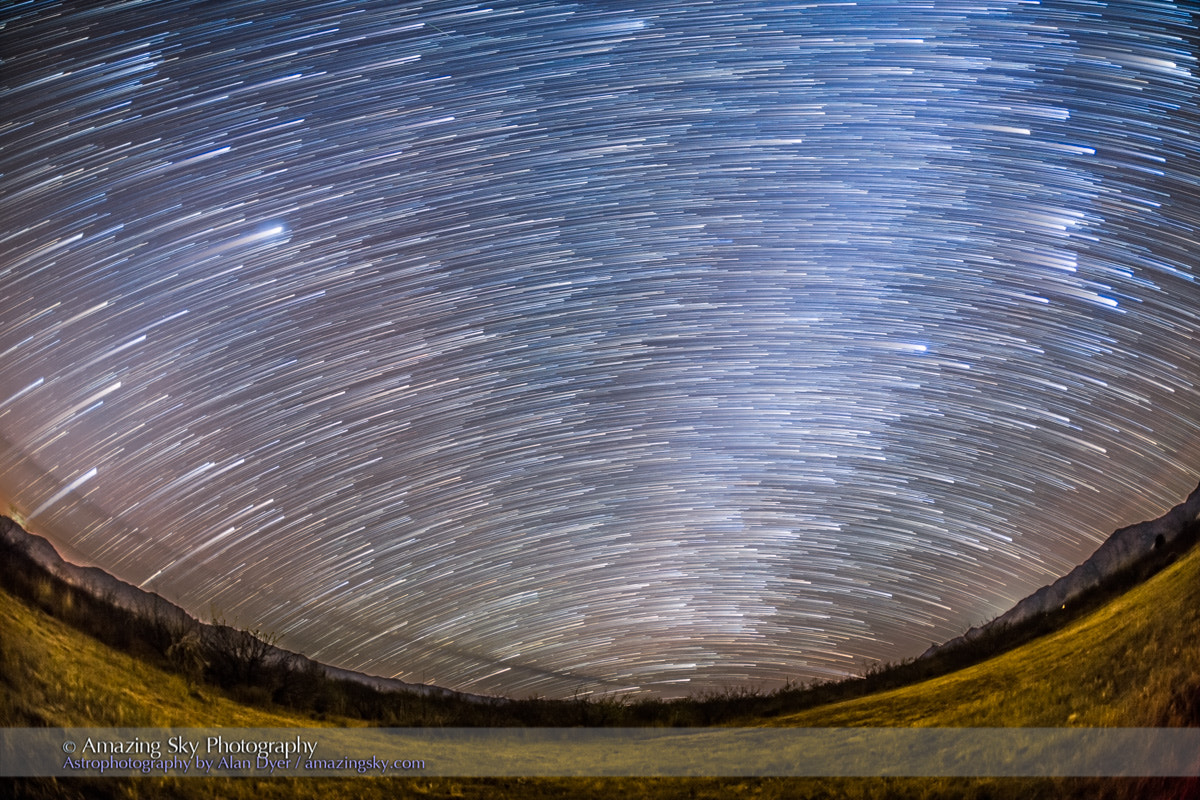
<box><xmin>3</xmin><ymin>0</ymin><xmax>1200</xmax><ymax>698</ymax></box>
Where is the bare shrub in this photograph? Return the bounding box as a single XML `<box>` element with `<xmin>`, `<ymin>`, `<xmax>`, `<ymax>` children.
<box><xmin>204</xmin><ymin>614</ymin><xmax>278</xmax><ymax>689</ymax></box>
<box><xmin>166</xmin><ymin>629</ymin><xmax>208</xmax><ymax>684</ymax></box>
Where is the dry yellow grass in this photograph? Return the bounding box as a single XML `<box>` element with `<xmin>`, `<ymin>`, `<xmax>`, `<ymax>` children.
<box><xmin>764</xmin><ymin>542</ymin><xmax>1200</xmax><ymax>728</ymax></box>
<box><xmin>0</xmin><ymin>581</ymin><xmax>350</xmax><ymax>729</ymax></box>
<box><xmin>5</xmin><ymin>540</ymin><xmax>1200</xmax><ymax>798</ymax></box>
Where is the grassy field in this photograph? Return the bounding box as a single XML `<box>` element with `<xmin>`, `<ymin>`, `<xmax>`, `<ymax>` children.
<box><xmin>0</xmin><ymin>576</ymin><xmax>353</xmax><ymax>730</ymax></box>
<box><xmin>761</xmin><ymin>538</ymin><xmax>1200</xmax><ymax>729</ymax></box>
<box><xmin>4</xmin><ymin>536</ymin><xmax>1200</xmax><ymax>798</ymax></box>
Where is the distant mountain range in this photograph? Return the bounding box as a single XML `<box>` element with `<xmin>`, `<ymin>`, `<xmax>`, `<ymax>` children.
<box><xmin>924</xmin><ymin>480</ymin><xmax>1200</xmax><ymax>658</ymax></box>
<box><xmin>5</xmin><ymin>480</ymin><xmax>1200</xmax><ymax>697</ymax></box>
<box><xmin>0</xmin><ymin>514</ymin><xmax>498</xmax><ymax>704</ymax></box>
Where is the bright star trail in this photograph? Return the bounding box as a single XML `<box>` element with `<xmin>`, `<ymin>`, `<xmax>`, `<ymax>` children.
<box><xmin>2</xmin><ymin>0</ymin><xmax>1200</xmax><ymax>699</ymax></box>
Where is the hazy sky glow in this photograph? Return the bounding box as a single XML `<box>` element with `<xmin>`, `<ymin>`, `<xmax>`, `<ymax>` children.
<box><xmin>2</xmin><ymin>0</ymin><xmax>1200</xmax><ymax>698</ymax></box>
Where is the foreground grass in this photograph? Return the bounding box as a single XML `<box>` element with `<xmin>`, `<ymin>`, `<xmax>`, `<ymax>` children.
<box><xmin>765</xmin><ymin>540</ymin><xmax>1200</xmax><ymax>728</ymax></box>
<box><xmin>4</xmin><ymin>543</ymin><xmax>1200</xmax><ymax>797</ymax></box>
<box><xmin>0</xmin><ymin>578</ymin><xmax>349</xmax><ymax>729</ymax></box>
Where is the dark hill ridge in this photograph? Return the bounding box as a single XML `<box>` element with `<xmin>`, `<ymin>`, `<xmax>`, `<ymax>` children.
<box><xmin>0</xmin><ymin>514</ymin><xmax>497</xmax><ymax>704</ymax></box>
<box><xmin>923</xmin><ymin>480</ymin><xmax>1200</xmax><ymax>659</ymax></box>
<box><xmin>4</xmin><ymin>480</ymin><xmax>1200</xmax><ymax>697</ymax></box>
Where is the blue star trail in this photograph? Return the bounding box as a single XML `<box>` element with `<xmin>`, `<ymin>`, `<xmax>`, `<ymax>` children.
<box><xmin>2</xmin><ymin>0</ymin><xmax>1200</xmax><ymax>698</ymax></box>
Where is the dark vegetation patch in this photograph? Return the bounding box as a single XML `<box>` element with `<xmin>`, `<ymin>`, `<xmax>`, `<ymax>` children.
<box><xmin>2</xmin><ymin>516</ymin><xmax>1198</xmax><ymax>728</ymax></box>
<box><xmin>5</xmin><ymin>517</ymin><xmax>1200</xmax><ymax>799</ymax></box>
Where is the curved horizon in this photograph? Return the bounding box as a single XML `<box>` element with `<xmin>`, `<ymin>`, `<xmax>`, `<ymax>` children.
<box><xmin>3</xmin><ymin>0</ymin><xmax>1200</xmax><ymax>699</ymax></box>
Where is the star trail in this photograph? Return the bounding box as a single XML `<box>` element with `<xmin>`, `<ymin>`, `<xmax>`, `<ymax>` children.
<box><xmin>3</xmin><ymin>0</ymin><xmax>1200</xmax><ymax>698</ymax></box>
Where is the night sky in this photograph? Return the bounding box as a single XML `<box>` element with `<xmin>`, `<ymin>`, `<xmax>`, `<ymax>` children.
<box><xmin>3</xmin><ymin>0</ymin><xmax>1200</xmax><ymax>699</ymax></box>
